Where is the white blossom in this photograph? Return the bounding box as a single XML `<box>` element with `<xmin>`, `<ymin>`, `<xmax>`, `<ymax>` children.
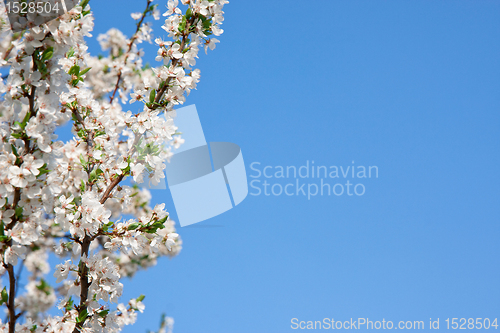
<box><xmin>0</xmin><ymin>0</ymin><xmax>227</xmax><ymax>331</ymax></box>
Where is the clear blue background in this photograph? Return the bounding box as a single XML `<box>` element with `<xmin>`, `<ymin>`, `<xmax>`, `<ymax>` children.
<box><xmin>73</xmin><ymin>0</ymin><xmax>500</xmax><ymax>332</ymax></box>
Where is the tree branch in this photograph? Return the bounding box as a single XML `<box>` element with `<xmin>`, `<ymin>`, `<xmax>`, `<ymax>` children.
<box><xmin>109</xmin><ymin>0</ymin><xmax>153</xmax><ymax>104</ymax></box>
<box><xmin>98</xmin><ymin>15</ymin><xmax>196</xmax><ymax>212</ymax></box>
<box><xmin>99</xmin><ymin>134</ymin><xmax>141</xmax><ymax>205</ymax></box>
<box><xmin>72</xmin><ymin>236</ymin><xmax>91</xmax><ymax>333</ymax></box>
<box><xmin>3</xmin><ymin>51</ymin><xmax>40</xmax><ymax>331</ymax></box>
<box><xmin>99</xmin><ymin>174</ymin><xmax>124</xmax><ymax>205</ymax></box>
<box><xmin>152</xmin><ymin>16</ymin><xmax>195</xmax><ymax>109</ymax></box>
<box><xmin>5</xmin><ymin>264</ymin><xmax>16</xmax><ymax>333</ymax></box>
<box><xmin>71</xmin><ymin>5</ymin><xmax>156</xmax><ymax>330</ymax></box>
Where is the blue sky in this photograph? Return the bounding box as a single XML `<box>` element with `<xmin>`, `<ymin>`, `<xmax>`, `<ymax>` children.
<box><xmin>71</xmin><ymin>0</ymin><xmax>500</xmax><ymax>332</ymax></box>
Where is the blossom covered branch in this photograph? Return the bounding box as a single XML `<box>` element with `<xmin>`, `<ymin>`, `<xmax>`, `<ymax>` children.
<box><xmin>0</xmin><ymin>0</ymin><xmax>228</xmax><ymax>331</ymax></box>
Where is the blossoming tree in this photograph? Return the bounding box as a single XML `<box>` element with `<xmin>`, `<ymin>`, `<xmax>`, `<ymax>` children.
<box><xmin>0</xmin><ymin>0</ymin><xmax>227</xmax><ymax>331</ymax></box>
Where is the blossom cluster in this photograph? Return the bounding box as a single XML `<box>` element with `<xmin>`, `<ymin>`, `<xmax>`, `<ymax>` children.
<box><xmin>0</xmin><ymin>0</ymin><xmax>227</xmax><ymax>331</ymax></box>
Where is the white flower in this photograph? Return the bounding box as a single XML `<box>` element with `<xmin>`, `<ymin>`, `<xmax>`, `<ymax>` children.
<box><xmin>131</xmin><ymin>12</ymin><xmax>142</xmax><ymax>20</ymax></box>
<box><xmin>163</xmin><ymin>0</ymin><xmax>182</xmax><ymax>16</ymax></box>
<box><xmin>24</xmin><ymin>31</ymin><xmax>45</xmax><ymax>55</ymax></box>
<box><xmin>129</xmin><ymin>299</ymin><xmax>145</xmax><ymax>313</ymax></box>
<box><xmin>25</xmin><ymin>71</ymin><xmax>42</xmax><ymax>87</ymax></box>
<box><xmin>130</xmin><ymin>89</ymin><xmax>147</xmax><ymax>103</ymax></box>
<box><xmin>8</xmin><ymin>165</ymin><xmax>31</xmax><ymax>188</ymax></box>
<box><xmin>193</xmin><ymin>0</ymin><xmax>209</xmax><ymax>16</ymax></box>
<box><xmin>168</xmin><ymin>43</ymin><xmax>183</xmax><ymax>59</ymax></box>
<box><xmin>205</xmin><ymin>38</ymin><xmax>220</xmax><ymax>54</ymax></box>
<box><xmin>172</xmin><ymin>135</ymin><xmax>185</xmax><ymax>149</ymax></box>
<box><xmin>165</xmin><ymin>233</ymin><xmax>179</xmax><ymax>251</ymax></box>
<box><xmin>153</xmin><ymin>8</ymin><xmax>160</xmax><ymax>20</ymax></box>
<box><xmin>0</xmin><ymin>0</ymin><xmax>227</xmax><ymax>327</ymax></box>
<box><xmin>93</xmin><ymin>150</ymin><xmax>103</xmax><ymax>160</ymax></box>
<box><xmin>54</xmin><ymin>260</ymin><xmax>76</xmax><ymax>283</ymax></box>
<box><xmin>4</xmin><ymin>245</ymin><xmax>27</xmax><ymax>266</ymax></box>
<box><xmin>131</xmin><ymin>163</ymin><xmax>145</xmax><ymax>183</ymax></box>
<box><xmin>22</xmin><ymin>155</ymin><xmax>45</xmax><ymax>176</ymax></box>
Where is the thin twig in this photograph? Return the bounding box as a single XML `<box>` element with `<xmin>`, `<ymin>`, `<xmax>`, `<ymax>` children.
<box><xmin>2</xmin><ymin>44</ymin><xmax>14</xmax><ymax>61</ymax></box>
<box><xmin>98</xmin><ymin>12</ymin><xmax>196</xmax><ymax>215</ymax></box>
<box><xmin>99</xmin><ymin>134</ymin><xmax>141</xmax><ymax>204</ymax></box>
<box><xmin>152</xmin><ymin>17</ymin><xmax>195</xmax><ymax>109</ymax></box>
<box><xmin>72</xmin><ymin>236</ymin><xmax>91</xmax><ymax>333</ymax></box>
<box><xmin>109</xmin><ymin>0</ymin><xmax>153</xmax><ymax>104</ymax></box>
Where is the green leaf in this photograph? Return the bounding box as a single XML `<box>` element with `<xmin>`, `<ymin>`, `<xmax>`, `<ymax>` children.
<box><xmin>203</xmin><ymin>18</ymin><xmax>212</xmax><ymax>29</ymax></box>
<box><xmin>41</xmin><ymin>47</ymin><xmax>54</xmax><ymax>61</ymax></box>
<box><xmin>80</xmin><ymin>179</ymin><xmax>86</xmax><ymax>192</ymax></box>
<box><xmin>149</xmin><ymin>89</ymin><xmax>156</xmax><ymax>103</ymax></box>
<box><xmin>79</xmin><ymin>154</ymin><xmax>88</xmax><ymax>168</ymax></box>
<box><xmin>89</xmin><ymin>168</ymin><xmax>103</xmax><ymax>183</ymax></box>
<box><xmin>68</xmin><ymin>65</ymin><xmax>80</xmax><ymax>76</ymax></box>
<box><xmin>98</xmin><ymin>309</ymin><xmax>109</xmax><ymax>317</ymax></box>
<box><xmin>39</xmin><ymin>63</ymin><xmax>49</xmax><ymax>76</ymax></box>
<box><xmin>77</xmin><ymin>129</ymin><xmax>87</xmax><ymax>139</ymax></box>
<box><xmin>80</xmin><ymin>0</ymin><xmax>90</xmax><ymax>10</ymax></box>
<box><xmin>37</xmin><ymin>163</ymin><xmax>50</xmax><ymax>177</ymax></box>
<box><xmin>64</xmin><ymin>297</ymin><xmax>74</xmax><ymax>312</ymax></box>
<box><xmin>42</xmin><ymin>51</ymin><xmax>54</xmax><ymax>61</ymax></box>
<box><xmin>80</xmin><ymin>67</ymin><xmax>91</xmax><ymax>76</ymax></box>
<box><xmin>12</xmin><ymin>110</ymin><xmax>31</xmax><ymax>132</ymax></box>
<box><xmin>66</xmin><ymin>48</ymin><xmax>75</xmax><ymax>58</ymax></box>
<box><xmin>102</xmin><ymin>221</ymin><xmax>114</xmax><ymax>232</ymax></box>
<box><xmin>178</xmin><ymin>16</ymin><xmax>187</xmax><ymax>33</ymax></box>
<box><xmin>36</xmin><ymin>279</ymin><xmax>51</xmax><ymax>295</ymax></box>
<box><xmin>15</xmin><ymin>206</ymin><xmax>23</xmax><ymax>219</ymax></box>
<box><xmin>145</xmin><ymin>221</ymin><xmax>165</xmax><ymax>234</ymax></box>
<box><xmin>77</xmin><ymin>308</ymin><xmax>88</xmax><ymax>323</ymax></box>
<box><xmin>127</xmin><ymin>223</ymin><xmax>141</xmax><ymax>231</ymax></box>
<box><xmin>37</xmin><ymin>169</ymin><xmax>50</xmax><ymax>177</ymax></box>
<box><xmin>10</xmin><ymin>144</ymin><xmax>18</xmax><ymax>157</ymax></box>
<box><xmin>1</xmin><ymin>287</ymin><xmax>8</xmax><ymax>304</ymax></box>
<box><xmin>157</xmin><ymin>216</ymin><xmax>168</xmax><ymax>224</ymax></box>
<box><xmin>137</xmin><ymin>294</ymin><xmax>145</xmax><ymax>302</ymax></box>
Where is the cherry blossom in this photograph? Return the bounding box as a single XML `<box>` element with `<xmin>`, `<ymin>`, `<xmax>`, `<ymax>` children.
<box><xmin>0</xmin><ymin>0</ymin><xmax>227</xmax><ymax>332</ymax></box>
